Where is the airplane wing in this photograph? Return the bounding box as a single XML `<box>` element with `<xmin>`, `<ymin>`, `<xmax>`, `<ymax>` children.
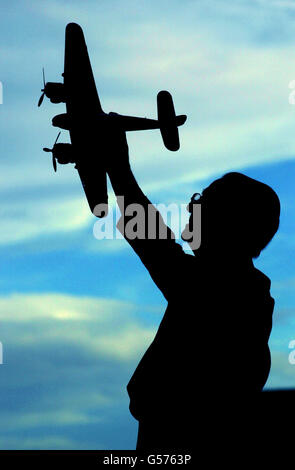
<box><xmin>64</xmin><ymin>22</ymin><xmax>108</xmax><ymax>216</ymax></box>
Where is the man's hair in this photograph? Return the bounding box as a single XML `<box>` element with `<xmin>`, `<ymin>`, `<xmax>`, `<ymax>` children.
<box><xmin>208</xmin><ymin>172</ymin><xmax>280</xmax><ymax>258</ymax></box>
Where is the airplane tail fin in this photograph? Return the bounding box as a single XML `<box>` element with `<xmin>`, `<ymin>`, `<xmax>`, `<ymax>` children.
<box><xmin>157</xmin><ymin>90</ymin><xmax>186</xmax><ymax>151</ymax></box>
<box><xmin>65</xmin><ymin>23</ymin><xmax>104</xmax><ymax>114</ymax></box>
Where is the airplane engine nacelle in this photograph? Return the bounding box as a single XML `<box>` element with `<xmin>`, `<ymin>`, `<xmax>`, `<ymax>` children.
<box><xmin>45</xmin><ymin>82</ymin><xmax>66</xmax><ymax>103</ymax></box>
<box><xmin>52</xmin><ymin>113</ymin><xmax>71</xmax><ymax>130</ymax></box>
<box><xmin>53</xmin><ymin>143</ymin><xmax>75</xmax><ymax>164</ymax></box>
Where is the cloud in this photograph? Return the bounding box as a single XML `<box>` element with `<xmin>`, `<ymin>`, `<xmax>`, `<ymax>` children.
<box><xmin>267</xmin><ymin>1</ymin><xmax>295</xmax><ymax>9</ymax></box>
<box><xmin>1</xmin><ymin>409</ymin><xmax>100</xmax><ymax>431</ymax></box>
<box><xmin>0</xmin><ymin>436</ymin><xmax>88</xmax><ymax>450</ymax></box>
<box><xmin>263</xmin><ymin>306</ymin><xmax>295</xmax><ymax>388</ymax></box>
<box><xmin>266</xmin><ymin>351</ymin><xmax>295</xmax><ymax>388</ymax></box>
<box><xmin>0</xmin><ymin>194</ymin><xmax>92</xmax><ymax>245</ymax></box>
<box><xmin>0</xmin><ymin>292</ymin><xmax>158</xmax><ymax>449</ymax></box>
<box><xmin>0</xmin><ymin>292</ymin><xmax>157</xmax><ymax>359</ymax></box>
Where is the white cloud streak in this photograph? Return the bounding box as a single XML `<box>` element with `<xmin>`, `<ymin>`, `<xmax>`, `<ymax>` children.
<box><xmin>0</xmin><ymin>292</ymin><xmax>157</xmax><ymax>360</ymax></box>
<box><xmin>0</xmin><ymin>291</ymin><xmax>158</xmax><ymax>448</ymax></box>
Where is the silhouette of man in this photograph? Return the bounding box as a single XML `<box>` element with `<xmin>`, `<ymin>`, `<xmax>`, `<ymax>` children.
<box><xmin>104</xmin><ymin>132</ymin><xmax>280</xmax><ymax>452</ymax></box>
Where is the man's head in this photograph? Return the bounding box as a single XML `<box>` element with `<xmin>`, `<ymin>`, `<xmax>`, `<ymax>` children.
<box><xmin>182</xmin><ymin>172</ymin><xmax>280</xmax><ymax>258</ymax></box>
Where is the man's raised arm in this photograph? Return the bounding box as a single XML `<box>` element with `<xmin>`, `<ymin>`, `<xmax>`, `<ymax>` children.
<box><xmin>106</xmin><ymin>132</ymin><xmax>188</xmax><ymax>300</ymax></box>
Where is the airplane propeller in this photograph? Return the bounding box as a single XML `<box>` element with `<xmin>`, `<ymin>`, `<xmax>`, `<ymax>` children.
<box><xmin>43</xmin><ymin>132</ymin><xmax>61</xmax><ymax>172</ymax></box>
<box><xmin>38</xmin><ymin>68</ymin><xmax>46</xmax><ymax>107</ymax></box>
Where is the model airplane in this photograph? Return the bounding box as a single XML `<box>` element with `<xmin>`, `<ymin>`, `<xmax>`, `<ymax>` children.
<box><xmin>40</xmin><ymin>23</ymin><xmax>187</xmax><ymax>217</ymax></box>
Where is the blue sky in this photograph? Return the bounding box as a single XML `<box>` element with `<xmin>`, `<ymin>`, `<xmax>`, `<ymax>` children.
<box><xmin>0</xmin><ymin>0</ymin><xmax>295</xmax><ymax>450</ymax></box>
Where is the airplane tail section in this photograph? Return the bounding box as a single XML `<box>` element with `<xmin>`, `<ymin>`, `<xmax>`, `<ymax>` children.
<box><xmin>157</xmin><ymin>90</ymin><xmax>186</xmax><ymax>151</ymax></box>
